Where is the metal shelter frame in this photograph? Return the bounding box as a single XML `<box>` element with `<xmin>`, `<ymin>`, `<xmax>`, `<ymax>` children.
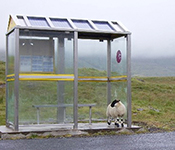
<box><xmin>6</xmin><ymin>15</ymin><xmax>131</xmax><ymax>131</ymax></box>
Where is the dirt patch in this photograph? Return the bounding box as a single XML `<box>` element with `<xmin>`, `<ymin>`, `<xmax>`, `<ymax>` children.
<box><xmin>133</xmin><ymin>121</ymin><xmax>167</xmax><ymax>133</ymax></box>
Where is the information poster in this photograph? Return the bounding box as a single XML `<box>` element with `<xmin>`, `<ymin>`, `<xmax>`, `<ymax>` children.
<box><xmin>20</xmin><ymin>55</ymin><xmax>53</xmax><ymax>72</ymax></box>
<box><xmin>20</xmin><ymin>55</ymin><xmax>32</xmax><ymax>72</ymax></box>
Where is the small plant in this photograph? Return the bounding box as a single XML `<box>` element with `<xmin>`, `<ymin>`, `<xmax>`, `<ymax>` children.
<box><xmin>29</xmin><ymin>133</ymin><xmax>39</xmax><ymax>139</ymax></box>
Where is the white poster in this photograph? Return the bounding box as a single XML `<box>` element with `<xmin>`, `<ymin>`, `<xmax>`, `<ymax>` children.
<box><xmin>20</xmin><ymin>55</ymin><xmax>32</xmax><ymax>72</ymax></box>
<box><xmin>20</xmin><ymin>55</ymin><xmax>53</xmax><ymax>72</ymax></box>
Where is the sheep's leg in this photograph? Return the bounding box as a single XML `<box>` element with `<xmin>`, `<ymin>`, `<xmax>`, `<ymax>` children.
<box><xmin>121</xmin><ymin>118</ymin><xmax>124</xmax><ymax>128</ymax></box>
<box><xmin>107</xmin><ymin>117</ymin><xmax>111</xmax><ymax>125</ymax></box>
<box><xmin>115</xmin><ymin>118</ymin><xmax>125</xmax><ymax>127</ymax></box>
<box><xmin>114</xmin><ymin>117</ymin><xmax>120</xmax><ymax>127</ymax></box>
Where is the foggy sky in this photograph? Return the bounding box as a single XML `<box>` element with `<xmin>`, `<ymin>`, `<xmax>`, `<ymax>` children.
<box><xmin>0</xmin><ymin>0</ymin><xmax>175</xmax><ymax>58</ymax></box>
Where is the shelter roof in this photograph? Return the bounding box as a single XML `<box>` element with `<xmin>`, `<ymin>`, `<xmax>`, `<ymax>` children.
<box><xmin>7</xmin><ymin>15</ymin><xmax>131</xmax><ymax>39</ymax></box>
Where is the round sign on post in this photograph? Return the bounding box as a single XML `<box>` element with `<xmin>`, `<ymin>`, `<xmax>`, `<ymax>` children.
<box><xmin>116</xmin><ymin>50</ymin><xmax>122</xmax><ymax>63</ymax></box>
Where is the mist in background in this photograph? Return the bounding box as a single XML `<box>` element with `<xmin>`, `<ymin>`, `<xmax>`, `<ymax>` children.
<box><xmin>0</xmin><ymin>0</ymin><xmax>175</xmax><ymax>76</ymax></box>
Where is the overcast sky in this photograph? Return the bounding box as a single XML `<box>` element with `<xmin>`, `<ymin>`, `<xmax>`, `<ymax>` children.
<box><xmin>1</xmin><ymin>0</ymin><xmax>175</xmax><ymax>58</ymax></box>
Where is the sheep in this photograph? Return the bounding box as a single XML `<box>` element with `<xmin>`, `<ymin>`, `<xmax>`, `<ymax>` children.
<box><xmin>106</xmin><ymin>99</ymin><xmax>126</xmax><ymax>127</ymax></box>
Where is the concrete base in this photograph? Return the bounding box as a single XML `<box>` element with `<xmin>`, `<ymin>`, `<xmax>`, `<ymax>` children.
<box><xmin>0</xmin><ymin>123</ymin><xmax>140</xmax><ymax>134</ymax></box>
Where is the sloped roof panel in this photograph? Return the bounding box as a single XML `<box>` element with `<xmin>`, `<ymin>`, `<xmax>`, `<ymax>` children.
<box><xmin>17</xmin><ymin>16</ymin><xmax>27</xmax><ymax>26</ymax></box>
<box><xmin>72</xmin><ymin>20</ymin><xmax>93</xmax><ymax>30</ymax></box>
<box><xmin>92</xmin><ymin>21</ymin><xmax>114</xmax><ymax>31</ymax></box>
<box><xmin>50</xmin><ymin>18</ymin><xmax>72</xmax><ymax>28</ymax></box>
<box><xmin>7</xmin><ymin>15</ymin><xmax>130</xmax><ymax>35</ymax></box>
<box><xmin>28</xmin><ymin>17</ymin><xmax>50</xmax><ymax>27</ymax></box>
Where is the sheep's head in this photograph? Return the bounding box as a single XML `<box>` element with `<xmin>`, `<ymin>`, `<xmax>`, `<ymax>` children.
<box><xmin>110</xmin><ymin>99</ymin><xmax>120</xmax><ymax>107</ymax></box>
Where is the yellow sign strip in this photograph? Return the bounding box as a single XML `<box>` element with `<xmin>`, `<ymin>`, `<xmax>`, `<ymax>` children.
<box><xmin>78</xmin><ymin>76</ymin><xmax>107</xmax><ymax>82</ymax></box>
<box><xmin>7</xmin><ymin>74</ymin><xmax>15</xmax><ymax>78</ymax></box>
<box><xmin>78</xmin><ymin>76</ymin><xmax>127</xmax><ymax>82</ymax></box>
<box><xmin>110</xmin><ymin>75</ymin><xmax>127</xmax><ymax>79</ymax></box>
<box><xmin>110</xmin><ymin>75</ymin><xmax>127</xmax><ymax>82</ymax></box>
<box><xmin>19</xmin><ymin>78</ymin><xmax>74</xmax><ymax>81</ymax></box>
<box><xmin>19</xmin><ymin>74</ymin><xmax>74</xmax><ymax>81</ymax></box>
<box><xmin>7</xmin><ymin>79</ymin><xmax>15</xmax><ymax>82</ymax></box>
<box><xmin>19</xmin><ymin>74</ymin><xmax>74</xmax><ymax>77</ymax></box>
<box><xmin>7</xmin><ymin>74</ymin><xmax>74</xmax><ymax>81</ymax></box>
<box><xmin>7</xmin><ymin>74</ymin><xmax>127</xmax><ymax>82</ymax></box>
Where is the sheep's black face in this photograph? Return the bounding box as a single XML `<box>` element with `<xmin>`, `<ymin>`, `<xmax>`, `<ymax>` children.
<box><xmin>111</xmin><ymin>99</ymin><xmax>120</xmax><ymax>107</ymax></box>
<box><xmin>116</xmin><ymin>99</ymin><xmax>120</xmax><ymax>103</ymax></box>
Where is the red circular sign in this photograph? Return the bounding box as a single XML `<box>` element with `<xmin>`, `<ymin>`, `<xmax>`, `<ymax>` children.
<box><xmin>116</xmin><ymin>50</ymin><xmax>122</xmax><ymax>63</ymax></box>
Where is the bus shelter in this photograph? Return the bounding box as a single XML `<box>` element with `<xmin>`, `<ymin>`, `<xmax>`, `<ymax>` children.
<box><xmin>6</xmin><ymin>15</ymin><xmax>131</xmax><ymax>131</ymax></box>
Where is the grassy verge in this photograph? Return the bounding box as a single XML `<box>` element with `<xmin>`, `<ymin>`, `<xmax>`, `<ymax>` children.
<box><xmin>132</xmin><ymin>77</ymin><xmax>175</xmax><ymax>131</ymax></box>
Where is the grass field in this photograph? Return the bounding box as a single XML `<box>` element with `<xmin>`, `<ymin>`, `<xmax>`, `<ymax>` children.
<box><xmin>0</xmin><ymin>61</ymin><xmax>5</xmax><ymax>125</ymax></box>
<box><xmin>132</xmin><ymin>77</ymin><xmax>175</xmax><ymax>131</ymax></box>
<box><xmin>1</xmin><ymin>61</ymin><xmax>175</xmax><ymax>131</ymax></box>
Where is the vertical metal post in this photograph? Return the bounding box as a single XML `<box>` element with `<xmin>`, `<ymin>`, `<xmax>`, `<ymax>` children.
<box><xmin>57</xmin><ymin>37</ymin><xmax>65</xmax><ymax>123</ymax></box>
<box><xmin>107</xmin><ymin>39</ymin><xmax>111</xmax><ymax>105</ymax></box>
<box><xmin>14</xmin><ymin>28</ymin><xmax>19</xmax><ymax>131</ymax></box>
<box><xmin>5</xmin><ymin>34</ymin><xmax>9</xmax><ymax>127</ymax></box>
<box><xmin>73</xmin><ymin>31</ymin><xmax>78</xmax><ymax>129</ymax></box>
<box><xmin>89</xmin><ymin>106</ymin><xmax>92</xmax><ymax>125</ymax></box>
<box><xmin>126</xmin><ymin>34</ymin><xmax>132</xmax><ymax>128</ymax></box>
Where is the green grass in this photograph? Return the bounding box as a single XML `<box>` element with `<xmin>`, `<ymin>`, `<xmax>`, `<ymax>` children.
<box><xmin>0</xmin><ymin>61</ymin><xmax>5</xmax><ymax>125</ymax></box>
<box><xmin>0</xmin><ymin>61</ymin><xmax>5</xmax><ymax>84</ymax></box>
<box><xmin>132</xmin><ymin>77</ymin><xmax>175</xmax><ymax>131</ymax></box>
<box><xmin>1</xmin><ymin>61</ymin><xmax>175</xmax><ymax>131</ymax></box>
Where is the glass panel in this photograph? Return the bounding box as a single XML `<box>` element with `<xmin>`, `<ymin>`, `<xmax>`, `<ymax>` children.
<box><xmin>19</xmin><ymin>36</ymin><xmax>54</xmax><ymax>73</ymax></box>
<box><xmin>7</xmin><ymin>81</ymin><xmax>15</xmax><ymax>125</ymax></box>
<box><xmin>7</xmin><ymin>32</ymin><xmax>15</xmax><ymax>75</ymax></box>
<box><xmin>72</xmin><ymin>20</ymin><xmax>92</xmax><ymax>30</ymax></box>
<box><xmin>78</xmin><ymin>39</ymin><xmax>107</xmax><ymax>122</ymax></box>
<box><xmin>93</xmin><ymin>21</ymin><xmax>114</xmax><ymax>31</ymax></box>
<box><xmin>78</xmin><ymin>82</ymin><xmax>107</xmax><ymax>121</ymax></box>
<box><xmin>111</xmin><ymin>36</ymin><xmax>127</xmax><ymax>76</ymax></box>
<box><xmin>19</xmin><ymin>30</ymin><xmax>74</xmax><ymax>74</ymax></box>
<box><xmin>7</xmin><ymin>31</ymin><xmax>15</xmax><ymax>125</ymax></box>
<box><xmin>28</xmin><ymin>17</ymin><xmax>49</xmax><ymax>27</ymax></box>
<box><xmin>19</xmin><ymin>81</ymin><xmax>73</xmax><ymax>124</ymax></box>
<box><xmin>78</xmin><ymin>39</ymin><xmax>107</xmax><ymax>76</ymax></box>
<box><xmin>111</xmin><ymin>81</ymin><xmax>127</xmax><ymax>120</ymax></box>
<box><xmin>18</xmin><ymin>30</ymin><xmax>74</xmax><ymax>125</ymax></box>
<box><xmin>50</xmin><ymin>18</ymin><xmax>71</xmax><ymax>28</ymax></box>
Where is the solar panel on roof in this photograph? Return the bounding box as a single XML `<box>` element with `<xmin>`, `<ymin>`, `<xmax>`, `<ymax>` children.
<box><xmin>28</xmin><ymin>17</ymin><xmax>49</xmax><ymax>27</ymax></box>
<box><xmin>8</xmin><ymin>14</ymin><xmax>130</xmax><ymax>34</ymax></box>
<box><xmin>72</xmin><ymin>20</ymin><xmax>93</xmax><ymax>30</ymax></box>
<box><xmin>93</xmin><ymin>21</ymin><xmax>114</xmax><ymax>31</ymax></box>
<box><xmin>17</xmin><ymin>16</ymin><xmax>26</xmax><ymax>26</ymax></box>
<box><xmin>50</xmin><ymin>18</ymin><xmax>71</xmax><ymax>28</ymax></box>
<box><xmin>112</xmin><ymin>22</ymin><xmax>123</xmax><ymax>32</ymax></box>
